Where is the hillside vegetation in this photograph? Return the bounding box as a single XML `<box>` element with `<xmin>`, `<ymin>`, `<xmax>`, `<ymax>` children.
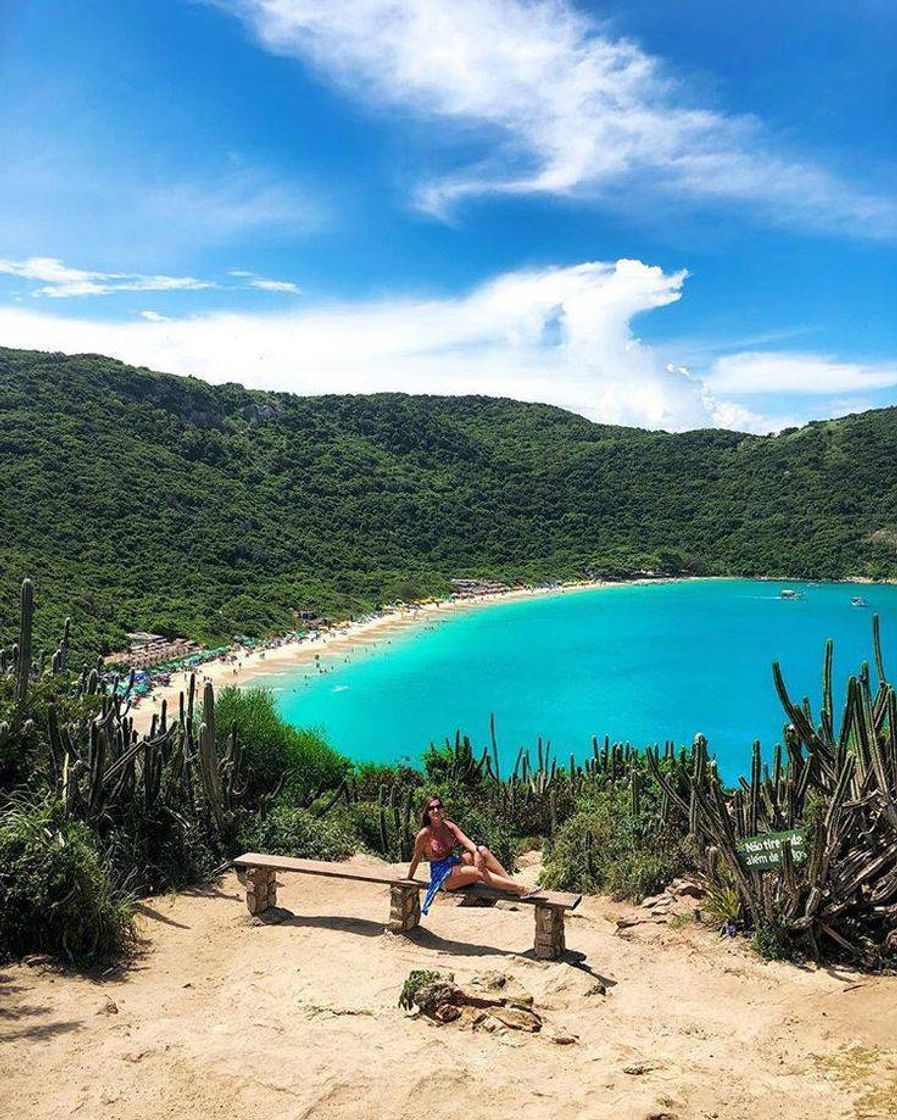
<box><xmin>2</xmin><ymin>345</ymin><xmax>896</xmax><ymax>652</ymax></box>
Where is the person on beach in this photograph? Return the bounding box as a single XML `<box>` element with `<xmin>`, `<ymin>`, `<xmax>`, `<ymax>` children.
<box><xmin>405</xmin><ymin>795</ymin><xmax>540</xmax><ymax>914</ymax></box>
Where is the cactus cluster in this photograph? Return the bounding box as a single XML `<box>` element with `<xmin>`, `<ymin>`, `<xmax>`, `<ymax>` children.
<box><xmin>650</xmin><ymin>619</ymin><xmax>897</xmax><ymax>966</ymax></box>
<box><xmin>2</xmin><ymin>579</ymin><xmax>254</xmax><ymax>888</ymax></box>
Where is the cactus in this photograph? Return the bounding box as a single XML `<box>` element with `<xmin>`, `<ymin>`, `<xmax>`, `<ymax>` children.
<box><xmin>14</xmin><ymin>578</ymin><xmax>33</xmax><ymax>708</ymax></box>
<box><xmin>681</xmin><ymin>616</ymin><xmax>897</xmax><ymax>965</ymax></box>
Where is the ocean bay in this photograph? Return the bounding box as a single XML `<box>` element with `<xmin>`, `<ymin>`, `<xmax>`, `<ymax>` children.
<box><xmin>256</xmin><ymin>578</ymin><xmax>897</xmax><ymax>782</ymax></box>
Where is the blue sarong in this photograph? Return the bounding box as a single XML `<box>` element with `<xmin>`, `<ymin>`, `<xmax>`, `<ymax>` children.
<box><xmin>422</xmin><ymin>853</ymin><xmax>461</xmax><ymax>915</ymax></box>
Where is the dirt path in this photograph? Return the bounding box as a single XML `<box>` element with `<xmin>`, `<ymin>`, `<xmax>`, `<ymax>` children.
<box><xmin>2</xmin><ymin>858</ymin><xmax>896</xmax><ymax>1120</ymax></box>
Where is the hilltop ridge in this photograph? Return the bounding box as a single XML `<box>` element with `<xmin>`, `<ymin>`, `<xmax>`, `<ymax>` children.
<box><xmin>2</xmin><ymin>345</ymin><xmax>897</xmax><ymax>651</ymax></box>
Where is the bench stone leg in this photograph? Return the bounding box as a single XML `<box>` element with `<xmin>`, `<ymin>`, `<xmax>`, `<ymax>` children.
<box><xmin>388</xmin><ymin>884</ymin><xmax>421</xmax><ymax>934</ymax></box>
<box><xmin>246</xmin><ymin>867</ymin><xmax>277</xmax><ymax>916</ymax></box>
<box><xmin>533</xmin><ymin>904</ymin><xmax>565</xmax><ymax>960</ymax></box>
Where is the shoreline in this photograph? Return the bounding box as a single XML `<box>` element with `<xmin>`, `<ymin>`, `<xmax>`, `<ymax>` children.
<box><xmin>129</xmin><ymin>577</ymin><xmax>660</xmax><ymax>731</ymax></box>
<box><xmin>128</xmin><ymin>572</ymin><xmax>873</xmax><ymax>733</ymax></box>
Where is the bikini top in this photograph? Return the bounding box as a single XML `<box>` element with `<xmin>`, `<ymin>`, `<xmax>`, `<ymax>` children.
<box><xmin>428</xmin><ymin>826</ymin><xmax>456</xmax><ymax>860</ymax></box>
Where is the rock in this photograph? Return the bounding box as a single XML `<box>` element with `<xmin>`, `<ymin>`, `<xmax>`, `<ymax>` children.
<box><xmin>623</xmin><ymin>1061</ymin><xmax>659</xmax><ymax>1075</ymax></box>
<box><xmin>466</xmin><ymin>972</ymin><xmax>534</xmax><ymax>1009</ymax></box>
<box><xmin>640</xmin><ymin>894</ymin><xmax>669</xmax><ymax>909</ymax></box>
<box><xmin>668</xmin><ymin>878</ymin><xmax>705</xmax><ymax>900</ymax></box>
<box><xmin>549</xmin><ymin>1032</ymin><xmax>579</xmax><ymax>1045</ymax></box>
<box><xmin>488</xmin><ymin>1006</ymin><xmax>542</xmax><ymax>1032</ymax></box>
<box><xmin>414</xmin><ymin>981</ymin><xmax>466</xmax><ymax>1019</ymax></box>
<box><xmin>97</xmin><ymin>999</ymin><xmax>119</xmax><ymax>1015</ymax></box>
<box><xmin>434</xmin><ymin>1004</ymin><xmax>462</xmax><ymax>1023</ymax></box>
<box><xmin>584</xmin><ymin>982</ymin><xmax>607</xmax><ymax>997</ymax></box>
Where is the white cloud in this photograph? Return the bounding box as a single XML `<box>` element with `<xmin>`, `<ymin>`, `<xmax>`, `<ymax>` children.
<box><xmin>0</xmin><ymin>258</ymin><xmax>727</xmax><ymax>430</ymax></box>
<box><xmin>707</xmin><ymin>351</ymin><xmax>897</xmax><ymax>395</ymax></box>
<box><xmin>221</xmin><ymin>0</ymin><xmax>897</xmax><ymax>238</ymax></box>
<box><xmin>4</xmin><ymin>257</ymin><xmax>891</xmax><ymax>434</ymax></box>
<box><xmin>229</xmin><ymin>268</ymin><xmax>301</xmax><ymax>293</ymax></box>
<box><xmin>0</xmin><ymin>257</ymin><xmax>215</xmax><ymax>299</ymax></box>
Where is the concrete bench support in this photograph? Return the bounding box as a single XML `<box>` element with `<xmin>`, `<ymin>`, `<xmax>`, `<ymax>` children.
<box><xmin>388</xmin><ymin>883</ymin><xmax>421</xmax><ymax>933</ymax></box>
<box><xmin>246</xmin><ymin>866</ymin><xmax>278</xmax><ymax>915</ymax></box>
<box><xmin>533</xmin><ymin>903</ymin><xmax>566</xmax><ymax>960</ymax></box>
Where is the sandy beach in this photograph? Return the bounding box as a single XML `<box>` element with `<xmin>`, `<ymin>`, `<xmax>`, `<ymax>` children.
<box><xmin>130</xmin><ymin>581</ymin><xmax>614</xmax><ymax>733</ymax></box>
<box><xmin>3</xmin><ymin>852</ymin><xmax>895</xmax><ymax>1120</ymax></box>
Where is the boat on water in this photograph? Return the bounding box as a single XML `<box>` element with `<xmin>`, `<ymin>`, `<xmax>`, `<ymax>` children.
<box><xmin>851</xmin><ymin>596</ymin><xmax>868</xmax><ymax>607</ymax></box>
<box><xmin>779</xmin><ymin>588</ymin><xmax>804</xmax><ymax>600</ymax></box>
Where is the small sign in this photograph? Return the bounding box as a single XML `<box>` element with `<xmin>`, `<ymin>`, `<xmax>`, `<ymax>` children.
<box><xmin>736</xmin><ymin>829</ymin><xmax>806</xmax><ymax>871</ymax></box>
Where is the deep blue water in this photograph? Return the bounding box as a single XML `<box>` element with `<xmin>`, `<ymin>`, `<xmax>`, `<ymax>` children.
<box><xmin>252</xmin><ymin>580</ymin><xmax>897</xmax><ymax>782</ymax></box>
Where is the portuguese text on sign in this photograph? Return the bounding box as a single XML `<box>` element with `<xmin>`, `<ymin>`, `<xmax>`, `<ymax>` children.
<box><xmin>736</xmin><ymin>829</ymin><xmax>806</xmax><ymax>871</ymax></box>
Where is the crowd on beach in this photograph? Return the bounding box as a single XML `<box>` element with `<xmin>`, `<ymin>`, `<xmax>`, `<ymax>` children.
<box><xmin>109</xmin><ymin>578</ymin><xmax>585</xmax><ymax>709</ymax></box>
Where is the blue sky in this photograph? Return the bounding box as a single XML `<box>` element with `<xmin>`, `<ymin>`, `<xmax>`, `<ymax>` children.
<box><xmin>0</xmin><ymin>0</ymin><xmax>895</xmax><ymax>431</ymax></box>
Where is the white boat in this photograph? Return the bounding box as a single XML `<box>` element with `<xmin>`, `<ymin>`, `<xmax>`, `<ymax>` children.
<box><xmin>851</xmin><ymin>596</ymin><xmax>868</xmax><ymax>608</ymax></box>
<box><xmin>779</xmin><ymin>588</ymin><xmax>804</xmax><ymax>600</ymax></box>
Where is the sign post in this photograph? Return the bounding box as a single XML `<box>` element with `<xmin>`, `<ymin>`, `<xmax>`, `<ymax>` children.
<box><xmin>735</xmin><ymin>829</ymin><xmax>806</xmax><ymax>872</ymax></box>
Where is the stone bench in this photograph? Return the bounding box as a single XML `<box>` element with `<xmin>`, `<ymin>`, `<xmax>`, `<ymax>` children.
<box><xmin>233</xmin><ymin>852</ymin><xmax>581</xmax><ymax>960</ymax></box>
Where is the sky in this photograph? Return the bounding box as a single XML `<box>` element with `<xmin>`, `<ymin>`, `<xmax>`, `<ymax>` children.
<box><xmin>0</xmin><ymin>0</ymin><xmax>895</xmax><ymax>433</ymax></box>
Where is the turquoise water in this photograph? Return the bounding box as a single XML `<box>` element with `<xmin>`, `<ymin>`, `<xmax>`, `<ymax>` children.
<box><xmin>253</xmin><ymin>579</ymin><xmax>897</xmax><ymax>782</ymax></box>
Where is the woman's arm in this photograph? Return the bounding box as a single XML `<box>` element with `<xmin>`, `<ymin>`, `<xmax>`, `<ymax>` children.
<box><xmin>446</xmin><ymin>820</ymin><xmax>479</xmax><ymax>859</ymax></box>
<box><xmin>404</xmin><ymin>830</ymin><xmax>427</xmax><ymax>882</ymax></box>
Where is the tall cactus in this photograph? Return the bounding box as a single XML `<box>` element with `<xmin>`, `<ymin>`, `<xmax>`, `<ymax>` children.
<box><xmin>14</xmin><ymin>578</ymin><xmax>33</xmax><ymax>708</ymax></box>
<box><xmin>681</xmin><ymin>616</ymin><xmax>897</xmax><ymax>965</ymax></box>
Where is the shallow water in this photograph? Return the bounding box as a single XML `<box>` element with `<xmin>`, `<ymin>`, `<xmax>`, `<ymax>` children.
<box><xmin>254</xmin><ymin>579</ymin><xmax>897</xmax><ymax>781</ymax></box>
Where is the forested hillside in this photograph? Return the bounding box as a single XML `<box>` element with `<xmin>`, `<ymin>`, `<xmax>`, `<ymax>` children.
<box><xmin>2</xmin><ymin>346</ymin><xmax>896</xmax><ymax>653</ymax></box>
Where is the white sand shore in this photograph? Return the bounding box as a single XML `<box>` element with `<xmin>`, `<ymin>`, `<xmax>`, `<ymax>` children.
<box><xmin>130</xmin><ymin>580</ymin><xmax>623</xmax><ymax>733</ymax></box>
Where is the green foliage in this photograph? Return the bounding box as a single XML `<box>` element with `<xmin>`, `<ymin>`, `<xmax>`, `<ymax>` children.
<box><xmin>350</xmin><ymin>762</ymin><xmax>423</xmax><ymax>801</ymax></box>
<box><xmin>541</xmin><ymin>785</ymin><xmax>694</xmax><ymax>900</ymax></box>
<box><xmin>239</xmin><ymin>802</ymin><xmax>356</xmax><ymax>861</ymax></box>
<box><xmin>5</xmin><ymin>347</ymin><xmax>897</xmax><ymax>656</ymax></box>
<box><xmin>701</xmin><ymin>859</ymin><xmax>742</xmax><ymax>928</ymax></box>
<box><xmin>0</xmin><ymin>797</ymin><xmax>135</xmax><ymax>962</ymax></box>
<box><xmin>215</xmin><ymin>686</ymin><xmax>347</xmax><ymax>800</ymax></box>
<box><xmin>751</xmin><ymin>920</ymin><xmax>808</xmax><ymax>964</ymax></box>
<box><xmin>423</xmin><ymin>734</ymin><xmax>489</xmax><ymax>787</ymax></box>
<box><xmin>398</xmin><ymin>969</ymin><xmax>452</xmax><ymax>1010</ymax></box>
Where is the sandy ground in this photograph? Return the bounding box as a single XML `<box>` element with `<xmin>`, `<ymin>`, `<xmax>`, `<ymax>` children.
<box><xmin>3</xmin><ymin>855</ymin><xmax>896</xmax><ymax>1120</ymax></box>
<box><xmin>130</xmin><ymin>581</ymin><xmax>612</xmax><ymax>734</ymax></box>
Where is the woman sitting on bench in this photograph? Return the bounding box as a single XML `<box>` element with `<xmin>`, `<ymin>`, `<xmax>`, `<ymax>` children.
<box><xmin>407</xmin><ymin>795</ymin><xmax>541</xmax><ymax>915</ymax></box>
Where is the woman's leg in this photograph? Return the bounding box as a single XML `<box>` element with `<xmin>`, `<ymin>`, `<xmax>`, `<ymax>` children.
<box><xmin>478</xmin><ymin>846</ymin><xmax>510</xmax><ymax>877</ymax></box>
<box><xmin>444</xmin><ymin>863</ymin><xmax>530</xmax><ymax>896</ymax></box>
<box><xmin>460</xmin><ymin>847</ymin><xmax>510</xmax><ymax>877</ymax></box>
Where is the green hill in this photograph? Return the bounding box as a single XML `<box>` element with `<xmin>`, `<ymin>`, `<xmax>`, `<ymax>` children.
<box><xmin>2</xmin><ymin>346</ymin><xmax>896</xmax><ymax>654</ymax></box>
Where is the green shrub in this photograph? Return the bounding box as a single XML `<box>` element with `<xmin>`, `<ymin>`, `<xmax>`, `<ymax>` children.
<box><xmin>239</xmin><ymin>802</ymin><xmax>356</xmax><ymax>861</ymax></box>
<box><xmin>216</xmin><ymin>686</ymin><xmax>348</xmax><ymax>800</ymax></box>
<box><xmin>702</xmin><ymin>859</ymin><xmax>742</xmax><ymax>928</ymax></box>
<box><xmin>351</xmin><ymin>762</ymin><xmax>423</xmax><ymax>800</ymax></box>
<box><xmin>101</xmin><ymin>808</ymin><xmax>223</xmax><ymax>895</ymax></box>
<box><xmin>751</xmin><ymin>920</ymin><xmax>807</xmax><ymax>963</ymax></box>
<box><xmin>0</xmin><ymin>797</ymin><xmax>134</xmax><ymax>962</ymax></box>
<box><xmin>541</xmin><ymin>786</ymin><xmax>693</xmax><ymax>900</ymax></box>
<box><xmin>422</xmin><ymin>737</ymin><xmax>488</xmax><ymax>788</ymax></box>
